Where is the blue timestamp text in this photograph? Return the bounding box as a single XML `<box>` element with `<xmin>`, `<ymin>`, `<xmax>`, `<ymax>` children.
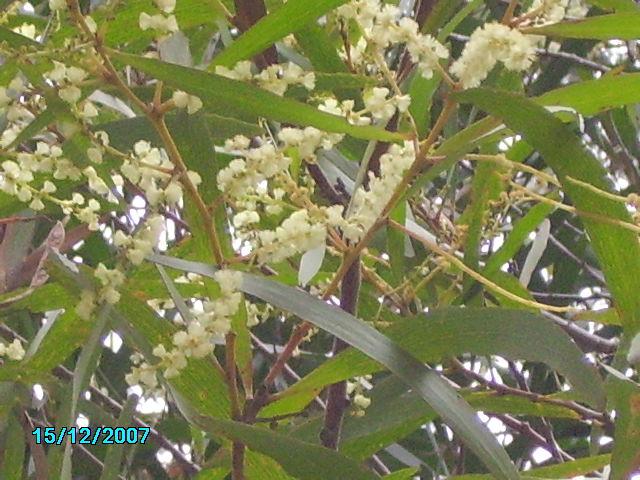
<box><xmin>32</xmin><ymin>427</ymin><xmax>150</xmax><ymax>445</ymax></box>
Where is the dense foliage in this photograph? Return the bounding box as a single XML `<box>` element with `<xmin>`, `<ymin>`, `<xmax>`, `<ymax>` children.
<box><xmin>1</xmin><ymin>0</ymin><xmax>640</xmax><ymax>478</ymax></box>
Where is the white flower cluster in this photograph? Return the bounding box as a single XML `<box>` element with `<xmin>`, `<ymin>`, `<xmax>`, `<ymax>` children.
<box><xmin>217</xmin><ymin>135</ymin><xmax>291</xmax><ymax>198</ymax></box>
<box><xmin>125</xmin><ymin>270</ymin><xmax>242</xmax><ymax>388</ymax></box>
<box><xmin>246</xmin><ymin>301</ymin><xmax>272</xmax><ymax>328</ymax></box>
<box><xmin>0</xmin><ymin>143</ymin><xmax>110</xmax><ymax>229</ymax></box>
<box><xmin>13</xmin><ymin>23</ymin><xmax>37</xmax><ymax>40</ymax></box>
<box><xmin>279</xmin><ymin>126</ymin><xmax>344</xmax><ymax>162</ymax></box>
<box><xmin>336</xmin><ymin>0</ymin><xmax>449</xmax><ymax>79</ymax></box>
<box><xmin>526</xmin><ymin>0</ymin><xmax>588</xmax><ymax>24</ymax></box>
<box><xmin>363</xmin><ymin>87</ymin><xmax>410</xmax><ymax>122</ymax></box>
<box><xmin>139</xmin><ymin>0</ymin><xmax>178</xmax><ymax>34</ymax></box>
<box><xmin>171</xmin><ymin>90</ymin><xmax>203</xmax><ymax>114</ymax></box>
<box><xmin>0</xmin><ymin>339</ymin><xmax>25</xmax><ymax>362</ymax></box>
<box><xmin>121</xmin><ymin>140</ymin><xmax>201</xmax><ymax>208</ymax></box>
<box><xmin>318</xmin><ymin>97</ymin><xmax>372</xmax><ymax>126</ymax></box>
<box><xmin>75</xmin><ymin>263</ymin><xmax>127</xmax><ymax>320</ymax></box>
<box><xmin>347</xmin><ymin>375</ymin><xmax>372</xmax><ymax>416</ymax></box>
<box><xmin>49</xmin><ymin>0</ymin><xmax>66</xmax><ymax>11</ymax></box>
<box><xmin>113</xmin><ymin>214</ymin><xmax>165</xmax><ymax>265</ymax></box>
<box><xmin>344</xmin><ymin>141</ymin><xmax>416</xmax><ymax>242</ymax></box>
<box><xmin>0</xmin><ymin>77</ymin><xmax>37</xmax><ymax>148</ymax></box>
<box><xmin>256</xmin><ymin>207</ymin><xmax>342</xmax><ymax>264</ymax></box>
<box><xmin>94</xmin><ymin>263</ymin><xmax>126</xmax><ymax>304</ymax></box>
<box><xmin>217</xmin><ymin>132</ymin><xmax>345</xmax><ymax>263</ymax></box>
<box><xmin>45</xmin><ymin>61</ymin><xmax>87</xmax><ymax>104</ymax></box>
<box><xmin>450</xmin><ymin>23</ymin><xmax>538</xmax><ymax>89</ymax></box>
<box><xmin>215</xmin><ymin>61</ymin><xmax>315</xmax><ymax>96</ymax></box>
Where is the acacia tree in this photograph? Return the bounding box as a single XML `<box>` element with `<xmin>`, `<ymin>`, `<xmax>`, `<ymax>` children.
<box><xmin>0</xmin><ymin>0</ymin><xmax>639</xmax><ymax>478</ymax></box>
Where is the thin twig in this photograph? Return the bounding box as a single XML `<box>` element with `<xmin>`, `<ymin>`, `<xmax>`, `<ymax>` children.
<box><xmin>451</xmin><ymin>358</ymin><xmax>612</xmax><ymax>427</ymax></box>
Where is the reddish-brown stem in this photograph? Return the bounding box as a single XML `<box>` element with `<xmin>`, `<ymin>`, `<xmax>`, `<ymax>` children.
<box><xmin>320</xmin><ymin>261</ymin><xmax>361</xmax><ymax>449</ymax></box>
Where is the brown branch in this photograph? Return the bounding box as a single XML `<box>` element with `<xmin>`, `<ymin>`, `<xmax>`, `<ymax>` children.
<box><xmin>232</xmin><ymin>0</ymin><xmax>277</xmax><ymax>68</ymax></box>
<box><xmin>306</xmin><ymin>162</ymin><xmax>347</xmax><ymax>206</ymax></box>
<box><xmin>320</xmin><ymin>261</ymin><xmax>360</xmax><ymax>449</ymax></box>
<box><xmin>542</xmin><ymin>311</ymin><xmax>618</xmax><ymax>355</ymax></box>
<box><xmin>18</xmin><ymin>409</ymin><xmax>48</xmax><ymax>480</ymax></box>
<box><xmin>451</xmin><ymin>358</ymin><xmax>612</xmax><ymax>429</ymax></box>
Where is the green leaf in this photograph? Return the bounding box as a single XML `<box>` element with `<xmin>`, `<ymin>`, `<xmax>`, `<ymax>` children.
<box><xmin>437</xmin><ymin>0</ymin><xmax>483</xmax><ymax>42</ymax></box>
<box><xmin>99</xmin><ymin>395</ymin><xmax>137</xmax><ymax>480</ymax></box>
<box><xmin>291</xmin><ymin>376</ymin><xmax>580</xmax><ymax>461</ymax></box>
<box><xmin>455</xmin><ymin>88</ymin><xmax>640</xmax><ymax>333</ymax></box>
<box><xmin>211</xmin><ymin>0</ymin><xmax>348</xmax><ymax>67</ymax></box>
<box><xmin>0</xmin><ymin>24</ymin><xmax>39</xmax><ymax>47</ymax></box>
<box><xmin>263</xmin><ymin>306</ymin><xmax>603</xmax><ymax>416</ymax></box>
<box><xmin>111</xmin><ymin>51</ymin><xmax>406</xmax><ymax>142</ymax></box>
<box><xmin>195</xmin><ymin>466</ymin><xmax>231</xmax><ymax>480</ymax></box>
<box><xmin>574</xmin><ymin>308</ymin><xmax>622</xmax><ymax>326</ymax></box>
<box><xmin>482</xmin><ymin>203</ymin><xmax>556</xmax><ymax>278</ymax></box>
<box><xmin>452</xmin><ymin>453</ymin><xmax>611</xmax><ymax>479</ymax></box>
<box><xmin>525</xmin><ymin>14</ymin><xmax>640</xmax><ymax>40</ymax></box>
<box><xmin>608</xmin><ymin>374</ymin><xmax>640</xmax><ymax>479</ymax></box>
<box><xmin>538</xmin><ymin>73</ymin><xmax>640</xmax><ymax>116</ymax></box>
<box><xmin>0</xmin><ymin>411</ymin><xmax>26</xmax><ymax>479</ymax></box>
<box><xmin>114</xmin><ymin>289</ymin><xmax>231</xmax><ymax>419</ymax></box>
<box><xmin>387</xmin><ymin>202</ymin><xmax>406</xmax><ymax>285</ymax></box>
<box><xmin>458</xmin><ymin>159</ymin><xmax>506</xmax><ymax>288</ymax></box>
<box><xmin>383</xmin><ymin>468</ymin><xmax>420</xmax><ymax>479</ymax></box>
<box><xmin>149</xmin><ymin>254</ymin><xmax>520</xmax><ymax>480</ymax></box>
<box><xmin>408</xmin><ymin>72</ymin><xmax>441</xmax><ymax>138</ymax></box>
<box><xmin>314</xmin><ymin>72</ymin><xmax>376</xmax><ymax>92</ymax></box>
<box><xmin>97</xmin><ymin>113</ymin><xmax>263</xmax><ymax>149</ymax></box>
<box><xmin>195</xmin><ymin>416</ymin><xmax>381</xmax><ymax>480</ymax></box>
<box><xmin>295</xmin><ymin>24</ymin><xmax>347</xmax><ymax>73</ymax></box>
<box><xmin>244</xmin><ymin>450</ymin><xmax>299</xmax><ymax>480</ymax></box>
<box><xmin>589</xmin><ymin>0</ymin><xmax>639</xmax><ymax>11</ymax></box>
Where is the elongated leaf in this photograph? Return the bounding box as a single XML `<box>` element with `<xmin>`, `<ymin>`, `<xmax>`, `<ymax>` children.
<box><xmin>212</xmin><ymin>0</ymin><xmax>348</xmax><ymax>67</ymax></box>
<box><xmin>195</xmin><ymin>416</ymin><xmax>378</xmax><ymax>480</ymax></box>
<box><xmin>261</xmin><ymin>306</ymin><xmax>603</xmax><ymax>416</ymax></box>
<box><xmin>0</xmin><ymin>24</ymin><xmax>39</xmax><ymax>47</ymax></box>
<box><xmin>99</xmin><ymin>395</ymin><xmax>137</xmax><ymax>480</ymax></box>
<box><xmin>538</xmin><ymin>73</ymin><xmax>640</xmax><ymax>116</ymax></box>
<box><xmin>387</xmin><ymin>202</ymin><xmax>406</xmax><ymax>285</ymax></box>
<box><xmin>295</xmin><ymin>24</ymin><xmax>347</xmax><ymax>73</ymax></box>
<box><xmin>482</xmin><ymin>203</ymin><xmax>556</xmax><ymax>278</ymax></box>
<box><xmin>526</xmin><ymin>14</ymin><xmax>640</xmax><ymax>40</ymax></box>
<box><xmin>384</xmin><ymin>468</ymin><xmax>419</xmax><ymax>479</ymax></box>
<box><xmin>452</xmin><ymin>454</ymin><xmax>611</xmax><ymax>479</ymax></box>
<box><xmin>111</xmin><ymin>51</ymin><xmax>405</xmax><ymax>142</ymax></box>
<box><xmin>455</xmin><ymin>88</ymin><xmax>640</xmax><ymax>332</ymax></box>
<box><xmin>0</xmin><ymin>411</ymin><xmax>26</xmax><ymax>479</ymax></box>
<box><xmin>589</xmin><ymin>0</ymin><xmax>639</xmax><ymax>10</ymax></box>
<box><xmin>97</xmin><ymin>113</ymin><xmax>262</xmax><ymax>149</ymax></box>
<box><xmin>608</xmin><ymin>375</ymin><xmax>640</xmax><ymax>479</ymax></box>
<box><xmin>291</xmin><ymin>376</ymin><xmax>579</xmax><ymax>460</ymax></box>
<box><xmin>148</xmin><ymin>254</ymin><xmax>519</xmax><ymax>480</ymax></box>
<box><xmin>245</xmin><ymin>450</ymin><xmax>296</xmax><ymax>480</ymax></box>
